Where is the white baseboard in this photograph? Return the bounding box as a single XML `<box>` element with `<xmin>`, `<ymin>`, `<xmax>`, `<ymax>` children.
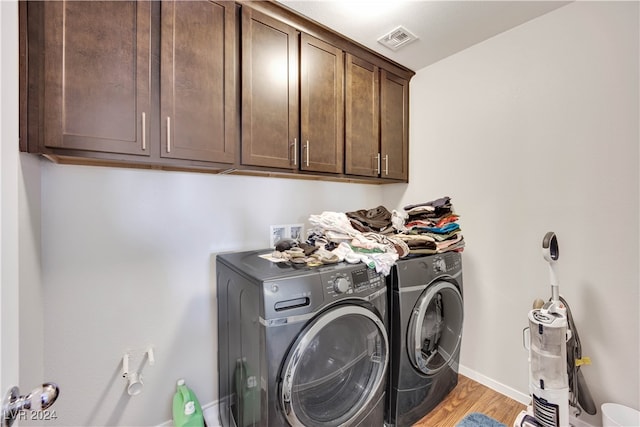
<box><xmin>459</xmin><ymin>364</ymin><xmax>531</xmax><ymax>405</ymax></box>
<box><xmin>203</xmin><ymin>402</ymin><xmax>222</xmax><ymax>427</ymax></box>
<box><xmin>459</xmin><ymin>365</ymin><xmax>595</xmax><ymax>427</ymax></box>
<box><xmin>569</xmin><ymin>415</ymin><xmax>594</xmax><ymax>427</ymax></box>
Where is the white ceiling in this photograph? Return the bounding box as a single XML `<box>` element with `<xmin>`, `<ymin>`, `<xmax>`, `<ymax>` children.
<box><xmin>278</xmin><ymin>1</ymin><xmax>571</xmax><ymax>72</ymax></box>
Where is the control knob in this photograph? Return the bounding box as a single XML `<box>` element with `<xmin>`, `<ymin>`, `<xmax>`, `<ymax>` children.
<box><xmin>333</xmin><ymin>276</ymin><xmax>350</xmax><ymax>294</ymax></box>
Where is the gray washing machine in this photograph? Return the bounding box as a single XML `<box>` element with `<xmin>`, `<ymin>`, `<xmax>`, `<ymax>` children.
<box><xmin>385</xmin><ymin>252</ymin><xmax>464</xmax><ymax>427</ymax></box>
<box><xmin>217</xmin><ymin>249</ymin><xmax>389</xmax><ymax>427</ymax></box>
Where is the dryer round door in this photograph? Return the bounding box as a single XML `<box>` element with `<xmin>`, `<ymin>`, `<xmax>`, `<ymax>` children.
<box><xmin>407</xmin><ymin>280</ymin><xmax>463</xmax><ymax>376</ymax></box>
<box><xmin>280</xmin><ymin>304</ymin><xmax>388</xmax><ymax>427</ymax></box>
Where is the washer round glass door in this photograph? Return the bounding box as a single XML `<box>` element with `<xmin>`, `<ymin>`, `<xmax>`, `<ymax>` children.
<box><xmin>280</xmin><ymin>304</ymin><xmax>388</xmax><ymax>427</ymax></box>
<box><xmin>407</xmin><ymin>280</ymin><xmax>463</xmax><ymax>376</ymax></box>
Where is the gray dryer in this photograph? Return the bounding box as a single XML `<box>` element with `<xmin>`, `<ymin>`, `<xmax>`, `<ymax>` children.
<box><xmin>386</xmin><ymin>252</ymin><xmax>464</xmax><ymax>426</ymax></box>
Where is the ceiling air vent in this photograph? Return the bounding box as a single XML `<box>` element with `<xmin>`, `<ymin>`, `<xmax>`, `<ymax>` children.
<box><xmin>377</xmin><ymin>25</ymin><xmax>418</xmax><ymax>51</ymax></box>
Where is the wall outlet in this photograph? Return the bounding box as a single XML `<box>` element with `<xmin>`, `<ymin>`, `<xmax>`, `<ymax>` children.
<box><xmin>289</xmin><ymin>224</ymin><xmax>304</xmax><ymax>240</ymax></box>
<box><xmin>269</xmin><ymin>223</ymin><xmax>305</xmax><ymax>248</ymax></box>
<box><xmin>270</xmin><ymin>225</ymin><xmax>287</xmax><ymax>248</ymax></box>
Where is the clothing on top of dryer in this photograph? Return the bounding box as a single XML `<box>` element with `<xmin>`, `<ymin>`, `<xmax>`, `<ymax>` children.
<box><xmin>412</xmin><ymin>222</ymin><xmax>460</xmax><ymax>235</ymax></box>
<box><xmin>400</xmin><ymin>228</ymin><xmax>458</xmax><ymax>242</ymax></box>
<box><xmin>270</xmin><ymin>198</ymin><xmax>462</xmax><ymax>274</ymax></box>
<box><xmin>399</xmin><ymin>196</ymin><xmax>465</xmax><ymax>255</ymax></box>
<box><xmin>306</xmin><ymin>211</ymin><xmax>409</xmax><ymax>275</ymax></box>
<box><xmin>406</xmin><ymin>214</ymin><xmax>459</xmax><ymax>229</ymax></box>
<box><xmin>346</xmin><ymin>205</ymin><xmax>394</xmax><ymax>234</ymax></box>
<box><xmin>404</xmin><ymin>196</ymin><xmax>452</xmax><ymax>217</ymax></box>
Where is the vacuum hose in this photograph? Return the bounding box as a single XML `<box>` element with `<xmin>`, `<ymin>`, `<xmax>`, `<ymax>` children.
<box><xmin>560</xmin><ymin>296</ymin><xmax>597</xmax><ymax>416</ymax></box>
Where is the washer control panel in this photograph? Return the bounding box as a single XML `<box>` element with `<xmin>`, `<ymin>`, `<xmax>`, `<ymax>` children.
<box><xmin>324</xmin><ymin>266</ymin><xmax>385</xmax><ymax>297</ymax></box>
<box><xmin>332</xmin><ymin>276</ymin><xmax>351</xmax><ymax>294</ymax></box>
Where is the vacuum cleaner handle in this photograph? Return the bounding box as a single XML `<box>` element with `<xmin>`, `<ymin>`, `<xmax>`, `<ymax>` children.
<box><xmin>542</xmin><ymin>232</ymin><xmax>562</xmax><ymax>305</ymax></box>
<box><xmin>542</xmin><ymin>232</ymin><xmax>559</xmax><ymax>262</ymax></box>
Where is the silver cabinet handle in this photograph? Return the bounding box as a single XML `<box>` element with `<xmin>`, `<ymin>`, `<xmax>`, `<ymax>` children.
<box><xmin>306</xmin><ymin>140</ymin><xmax>310</xmax><ymax>167</ymax></box>
<box><xmin>376</xmin><ymin>153</ymin><xmax>381</xmax><ymax>175</ymax></box>
<box><xmin>141</xmin><ymin>112</ymin><xmax>146</xmax><ymax>151</ymax></box>
<box><xmin>292</xmin><ymin>138</ymin><xmax>297</xmax><ymax>166</ymax></box>
<box><xmin>384</xmin><ymin>154</ymin><xmax>389</xmax><ymax>175</ymax></box>
<box><xmin>167</xmin><ymin>117</ymin><xmax>171</xmax><ymax>153</ymax></box>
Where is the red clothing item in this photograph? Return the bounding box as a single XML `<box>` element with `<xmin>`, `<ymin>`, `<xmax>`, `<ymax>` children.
<box><xmin>435</xmin><ymin>214</ymin><xmax>459</xmax><ymax>228</ymax></box>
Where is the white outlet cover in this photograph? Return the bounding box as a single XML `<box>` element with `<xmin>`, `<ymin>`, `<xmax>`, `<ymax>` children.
<box><xmin>269</xmin><ymin>224</ymin><xmax>305</xmax><ymax>248</ymax></box>
<box><xmin>289</xmin><ymin>224</ymin><xmax>304</xmax><ymax>240</ymax></box>
<box><xmin>270</xmin><ymin>225</ymin><xmax>287</xmax><ymax>248</ymax></box>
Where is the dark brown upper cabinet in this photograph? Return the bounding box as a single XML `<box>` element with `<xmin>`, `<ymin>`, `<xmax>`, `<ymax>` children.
<box><xmin>160</xmin><ymin>1</ymin><xmax>237</xmax><ymax>164</ymax></box>
<box><xmin>27</xmin><ymin>0</ymin><xmax>237</xmax><ymax>165</ymax></box>
<box><xmin>345</xmin><ymin>55</ymin><xmax>410</xmax><ymax>181</ymax></box>
<box><xmin>42</xmin><ymin>1</ymin><xmax>152</xmax><ymax>155</ymax></box>
<box><xmin>21</xmin><ymin>1</ymin><xmax>413</xmax><ymax>183</ymax></box>
<box><xmin>300</xmin><ymin>34</ymin><xmax>344</xmax><ymax>174</ymax></box>
<box><xmin>241</xmin><ymin>7</ymin><xmax>299</xmax><ymax>170</ymax></box>
<box><xmin>345</xmin><ymin>54</ymin><xmax>380</xmax><ymax>177</ymax></box>
<box><xmin>380</xmin><ymin>69</ymin><xmax>409</xmax><ymax>181</ymax></box>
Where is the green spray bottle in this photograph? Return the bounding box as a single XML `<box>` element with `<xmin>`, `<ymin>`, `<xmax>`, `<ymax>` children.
<box><xmin>172</xmin><ymin>379</ymin><xmax>204</xmax><ymax>427</ymax></box>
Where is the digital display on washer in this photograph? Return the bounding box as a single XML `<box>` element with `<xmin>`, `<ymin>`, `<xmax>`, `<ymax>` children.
<box><xmin>351</xmin><ymin>269</ymin><xmax>370</xmax><ymax>289</ymax></box>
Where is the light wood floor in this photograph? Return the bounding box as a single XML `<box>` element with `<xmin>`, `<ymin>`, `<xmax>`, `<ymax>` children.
<box><xmin>413</xmin><ymin>374</ymin><xmax>526</xmax><ymax>426</ymax></box>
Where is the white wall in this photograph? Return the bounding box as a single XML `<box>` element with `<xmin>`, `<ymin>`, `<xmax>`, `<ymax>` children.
<box><xmin>384</xmin><ymin>1</ymin><xmax>639</xmax><ymax>425</ymax></box>
<box><xmin>6</xmin><ymin>1</ymin><xmax>638</xmax><ymax>426</ymax></box>
<box><xmin>2</xmin><ymin>0</ymin><xmax>44</xmax><ymax>414</ymax></box>
<box><xmin>18</xmin><ymin>152</ymin><xmax>45</xmax><ymax>423</ymax></box>
<box><xmin>39</xmin><ymin>164</ymin><xmax>383</xmax><ymax>426</ymax></box>
<box><xmin>1</xmin><ymin>0</ymin><xmax>21</xmax><ymax>398</ymax></box>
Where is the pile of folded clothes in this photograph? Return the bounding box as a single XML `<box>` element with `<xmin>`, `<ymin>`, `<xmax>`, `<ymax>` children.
<box><xmin>270</xmin><ymin>197</ymin><xmax>464</xmax><ymax>274</ymax></box>
<box><xmin>270</xmin><ymin>211</ymin><xmax>406</xmax><ymax>275</ymax></box>
<box><xmin>303</xmin><ymin>211</ymin><xmax>409</xmax><ymax>276</ymax></box>
<box><xmin>394</xmin><ymin>196</ymin><xmax>465</xmax><ymax>255</ymax></box>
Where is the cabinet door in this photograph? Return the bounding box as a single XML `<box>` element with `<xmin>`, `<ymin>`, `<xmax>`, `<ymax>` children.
<box><xmin>300</xmin><ymin>34</ymin><xmax>344</xmax><ymax>174</ymax></box>
<box><xmin>241</xmin><ymin>7</ymin><xmax>299</xmax><ymax>169</ymax></box>
<box><xmin>43</xmin><ymin>1</ymin><xmax>151</xmax><ymax>155</ymax></box>
<box><xmin>160</xmin><ymin>1</ymin><xmax>236</xmax><ymax>164</ymax></box>
<box><xmin>345</xmin><ymin>54</ymin><xmax>379</xmax><ymax>177</ymax></box>
<box><xmin>380</xmin><ymin>69</ymin><xmax>409</xmax><ymax>180</ymax></box>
